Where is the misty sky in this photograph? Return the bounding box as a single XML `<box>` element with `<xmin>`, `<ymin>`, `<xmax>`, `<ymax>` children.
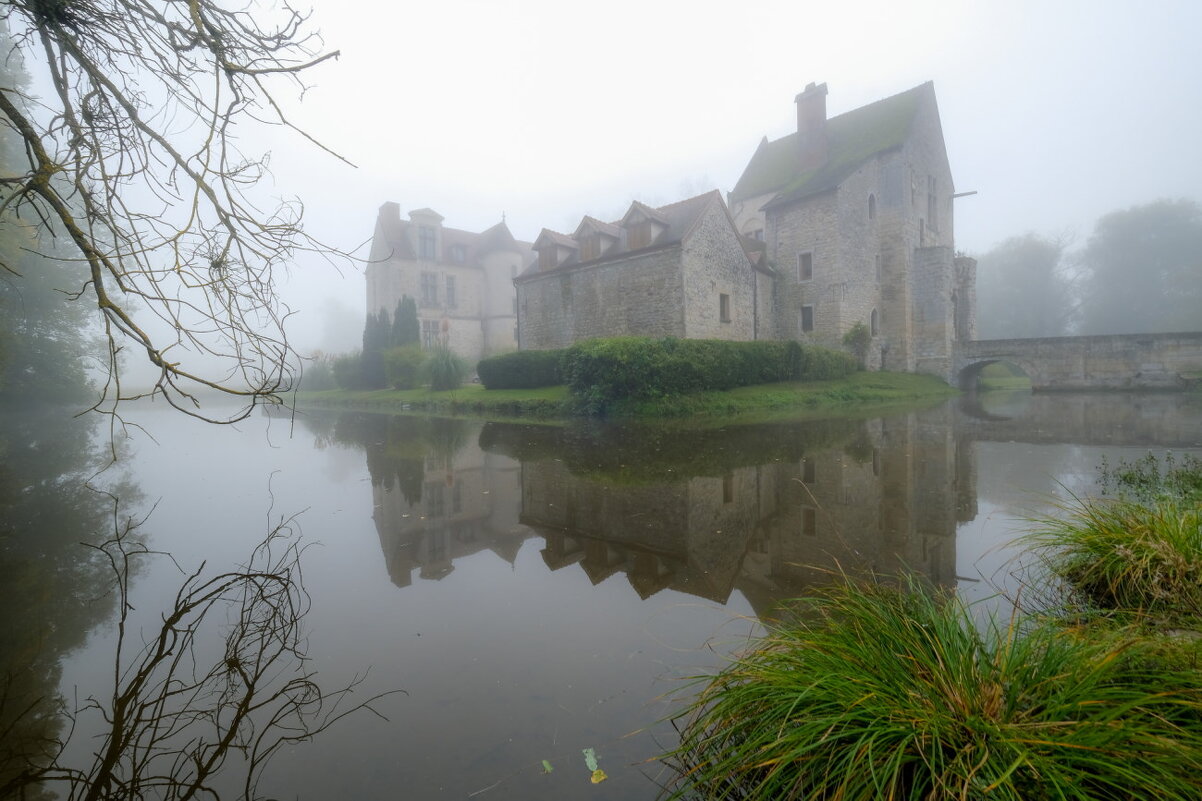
<box><xmin>256</xmin><ymin>0</ymin><xmax>1200</xmax><ymax>353</ymax></box>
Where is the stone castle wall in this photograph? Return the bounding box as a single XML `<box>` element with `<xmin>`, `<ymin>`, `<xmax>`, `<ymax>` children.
<box><xmin>681</xmin><ymin>199</ymin><xmax>759</xmax><ymax>340</ymax></box>
<box><xmin>516</xmin><ymin>247</ymin><xmax>686</xmax><ymax>350</ymax></box>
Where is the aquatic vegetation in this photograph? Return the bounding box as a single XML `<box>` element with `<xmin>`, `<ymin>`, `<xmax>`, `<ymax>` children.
<box><xmin>663</xmin><ymin>577</ymin><xmax>1202</xmax><ymax>800</ymax></box>
<box><xmin>1026</xmin><ymin>495</ymin><xmax>1202</xmax><ymax>622</ymax></box>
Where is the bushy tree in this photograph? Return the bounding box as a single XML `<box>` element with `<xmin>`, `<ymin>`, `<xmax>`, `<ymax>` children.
<box><xmin>975</xmin><ymin>234</ymin><xmax>1074</xmax><ymax>339</ymax></box>
<box><xmin>841</xmin><ymin>322</ymin><xmax>871</xmax><ymax>367</ymax></box>
<box><xmin>392</xmin><ymin>296</ymin><xmax>420</xmax><ymax>347</ymax></box>
<box><xmin>383</xmin><ymin>345</ymin><xmax>424</xmax><ymax>389</ymax></box>
<box><xmin>425</xmin><ymin>343</ymin><xmax>467</xmax><ymax>391</ymax></box>
<box><xmin>1077</xmin><ymin>199</ymin><xmax>1202</xmax><ymax>335</ymax></box>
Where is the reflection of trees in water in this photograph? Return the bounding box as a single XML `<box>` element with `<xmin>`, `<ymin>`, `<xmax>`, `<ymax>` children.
<box><xmin>299</xmin><ymin>412</ymin><xmax>473</xmax><ymax>505</ymax></box>
<box><xmin>0</xmin><ymin>409</ymin><xmax>141</xmax><ymax>797</ymax></box>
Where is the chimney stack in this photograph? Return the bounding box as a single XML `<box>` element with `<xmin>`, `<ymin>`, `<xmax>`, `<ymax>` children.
<box><xmin>795</xmin><ymin>82</ymin><xmax>829</xmax><ymax>169</ymax></box>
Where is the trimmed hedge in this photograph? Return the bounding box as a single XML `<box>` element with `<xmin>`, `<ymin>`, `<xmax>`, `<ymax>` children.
<box><xmin>561</xmin><ymin>337</ymin><xmax>858</xmax><ymax>411</ymax></box>
<box><xmin>477</xmin><ymin>348</ymin><xmax>565</xmax><ymax>389</ymax></box>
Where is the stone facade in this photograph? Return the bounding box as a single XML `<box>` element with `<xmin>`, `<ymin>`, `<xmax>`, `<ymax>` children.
<box><xmin>729</xmin><ymin>81</ymin><xmax>975</xmax><ymax>376</ymax></box>
<box><xmin>515</xmin><ymin>191</ymin><xmax>771</xmax><ymax>350</ymax></box>
<box><xmin>366</xmin><ymin>203</ymin><xmax>531</xmax><ymax>363</ymax></box>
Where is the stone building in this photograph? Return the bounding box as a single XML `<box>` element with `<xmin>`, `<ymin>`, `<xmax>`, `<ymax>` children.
<box><xmin>514</xmin><ymin>190</ymin><xmax>772</xmax><ymax>350</ymax></box>
<box><xmin>366</xmin><ymin>203</ymin><xmax>532</xmax><ymax>363</ymax></box>
<box><xmin>729</xmin><ymin>81</ymin><xmax>976</xmax><ymax>377</ymax></box>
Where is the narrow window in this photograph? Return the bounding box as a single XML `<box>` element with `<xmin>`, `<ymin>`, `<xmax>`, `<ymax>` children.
<box><xmin>445</xmin><ymin>275</ymin><xmax>456</xmax><ymax>309</ymax></box>
<box><xmin>418</xmin><ymin>226</ymin><xmax>437</xmax><ymax>260</ymax></box>
<box><xmin>802</xmin><ymin>458</ymin><xmax>816</xmax><ymax>484</ymax></box>
<box><xmin>875</xmin><ymin>253</ymin><xmax>882</xmax><ymax>282</ymax></box>
<box><xmin>868</xmin><ymin>193</ymin><xmax>876</xmax><ymax>220</ymax></box>
<box><xmin>420</xmin><ymin>272</ymin><xmax>438</xmax><ymax>306</ymax></box>
<box><xmin>871</xmin><ymin>308</ymin><xmax>879</xmax><ymax>336</ymax></box>
<box><xmin>722</xmin><ymin>473</ymin><xmax>734</xmax><ymax>504</ymax></box>
<box><xmin>919</xmin><ymin>218</ymin><xmax>925</xmax><ymax>247</ymax></box>
<box><xmin>421</xmin><ymin>319</ymin><xmax>439</xmax><ymax>348</ymax></box>
<box><xmin>719</xmin><ymin>293</ymin><xmax>731</xmax><ymax>323</ymax></box>
<box><xmin>751</xmin><ymin>228</ymin><xmax>764</xmax><ymax>241</ymax></box>
<box><xmin>798</xmin><ymin>252</ymin><xmax>813</xmax><ymax>282</ymax></box>
<box><xmin>800</xmin><ymin>304</ymin><xmax>814</xmax><ymax>333</ymax></box>
<box><xmin>801</xmin><ymin>506</ymin><xmax>817</xmax><ymax>537</ymax></box>
<box><xmin>927</xmin><ymin>176</ymin><xmax>937</xmax><ymax>232</ymax></box>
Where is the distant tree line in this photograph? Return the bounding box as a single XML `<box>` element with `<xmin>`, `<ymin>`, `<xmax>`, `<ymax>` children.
<box><xmin>974</xmin><ymin>198</ymin><xmax>1202</xmax><ymax>339</ymax></box>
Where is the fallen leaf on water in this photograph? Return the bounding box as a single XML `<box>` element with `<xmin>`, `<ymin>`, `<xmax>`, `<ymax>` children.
<box><xmin>591</xmin><ymin>769</ymin><xmax>608</xmax><ymax>784</ymax></box>
<box><xmin>541</xmin><ymin>760</ymin><xmax>554</xmax><ymax>774</ymax></box>
<box><xmin>582</xmin><ymin>747</ymin><xmax>598</xmax><ymax>772</ymax></box>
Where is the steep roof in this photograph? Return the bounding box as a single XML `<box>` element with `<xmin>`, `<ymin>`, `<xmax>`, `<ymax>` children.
<box><xmin>520</xmin><ymin>190</ymin><xmax>743</xmax><ymax>279</ymax></box>
<box><xmin>371</xmin><ymin>204</ymin><xmax>531</xmax><ymax>266</ymax></box>
<box><xmin>730</xmin><ymin>82</ymin><xmax>931</xmax><ymax>210</ymax></box>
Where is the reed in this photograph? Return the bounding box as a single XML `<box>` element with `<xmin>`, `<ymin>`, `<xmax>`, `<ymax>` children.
<box><xmin>663</xmin><ymin>577</ymin><xmax>1202</xmax><ymax>800</ymax></box>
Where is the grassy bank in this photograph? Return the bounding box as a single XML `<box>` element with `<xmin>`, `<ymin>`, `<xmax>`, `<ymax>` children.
<box><xmin>664</xmin><ymin>454</ymin><xmax>1202</xmax><ymax>800</ymax></box>
<box><xmin>295</xmin><ymin>371</ymin><xmax>956</xmax><ymax>421</ymax></box>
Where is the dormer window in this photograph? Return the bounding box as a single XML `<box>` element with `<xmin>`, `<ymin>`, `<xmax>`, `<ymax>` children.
<box><xmin>580</xmin><ymin>236</ymin><xmax>601</xmax><ymax>262</ymax></box>
<box><xmin>620</xmin><ymin>202</ymin><xmax>668</xmax><ymax>252</ymax></box>
<box><xmin>418</xmin><ymin>226</ymin><xmax>436</xmax><ymax>260</ymax></box>
<box><xmin>627</xmin><ymin>221</ymin><xmax>653</xmax><ymax>250</ymax></box>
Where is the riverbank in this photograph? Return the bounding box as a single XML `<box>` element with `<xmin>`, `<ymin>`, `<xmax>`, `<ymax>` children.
<box><xmin>294</xmin><ymin>371</ymin><xmax>957</xmax><ymax>421</ymax></box>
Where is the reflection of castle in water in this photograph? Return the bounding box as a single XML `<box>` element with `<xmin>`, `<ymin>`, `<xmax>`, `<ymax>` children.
<box><xmin>372</xmin><ymin>444</ymin><xmax>526</xmax><ymax>587</ymax></box>
<box><xmin>520</xmin><ymin>409</ymin><xmax>975</xmax><ymax>616</ymax></box>
<box><xmin>355</xmin><ymin>405</ymin><xmax>976</xmax><ymax>617</ymax></box>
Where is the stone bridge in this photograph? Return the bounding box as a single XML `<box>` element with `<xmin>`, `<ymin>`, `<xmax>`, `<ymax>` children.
<box><xmin>953</xmin><ymin>332</ymin><xmax>1202</xmax><ymax>391</ymax></box>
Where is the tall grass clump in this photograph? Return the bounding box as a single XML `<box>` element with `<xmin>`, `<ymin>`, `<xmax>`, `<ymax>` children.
<box><xmin>1024</xmin><ymin>453</ymin><xmax>1202</xmax><ymax>623</ymax></box>
<box><xmin>664</xmin><ymin>577</ymin><xmax>1202</xmax><ymax>800</ymax></box>
<box><xmin>425</xmin><ymin>343</ymin><xmax>467</xmax><ymax>391</ymax></box>
<box><xmin>1026</xmin><ymin>496</ymin><xmax>1202</xmax><ymax>621</ymax></box>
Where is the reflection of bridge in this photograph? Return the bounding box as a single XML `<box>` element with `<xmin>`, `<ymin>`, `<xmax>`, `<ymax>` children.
<box><xmin>954</xmin><ymin>332</ymin><xmax>1202</xmax><ymax>390</ymax></box>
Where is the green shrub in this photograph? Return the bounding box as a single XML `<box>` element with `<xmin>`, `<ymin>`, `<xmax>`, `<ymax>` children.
<box><xmin>664</xmin><ymin>576</ymin><xmax>1202</xmax><ymax>800</ymax></box>
<box><xmin>383</xmin><ymin>345</ymin><xmax>425</xmax><ymax>389</ymax></box>
<box><xmin>300</xmin><ymin>353</ymin><xmax>337</xmax><ymax>390</ymax></box>
<box><xmin>841</xmin><ymin>321</ymin><xmax>871</xmax><ymax>366</ymax></box>
<box><xmin>561</xmin><ymin>337</ymin><xmax>857</xmax><ymax>413</ymax></box>
<box><xmin>477</xmin><ymin>349</ymin><xmax>564</xmax><ymax>389</ymax></box>
<box><xmin>425</xmin><ymin>344</ymin><xmax>467</xmax><ymax>391</ymax></box>
<box><xmin>331</xmin><ymin>351</ymin><xmax>366</xmax><ymax>390</ymax></box>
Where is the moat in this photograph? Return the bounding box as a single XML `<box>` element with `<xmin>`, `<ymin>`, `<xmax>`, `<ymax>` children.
<box><xmin>5</xmin><ymin>391</ymin><xmax>1200</xmax><ymax>799</ymax></box>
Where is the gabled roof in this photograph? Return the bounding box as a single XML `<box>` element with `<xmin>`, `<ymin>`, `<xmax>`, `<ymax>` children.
<box><xmin>573</xmin><ymin>215</ymin><xmax>621</xmax><ymax>240</ymax></box>
<box><xmin>532</xmin><ymin>228</ymin><xmax>579</xmax><ymax>251</ymax></box>
<box><xmin>730</xmin><ymin>82</ymin><xmax>932</xmax><ymax>210</ymax></box>
<box><xmin>520</xmin><ymin>190</ymin><xmax>742</xmax><ymax>279</ymax></box>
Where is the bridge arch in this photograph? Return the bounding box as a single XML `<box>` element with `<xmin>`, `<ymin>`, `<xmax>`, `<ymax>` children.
<box><xmin>957</xmin><ymin>358</ymin><xmax>1036</xmax><ymax>391</ymax></box>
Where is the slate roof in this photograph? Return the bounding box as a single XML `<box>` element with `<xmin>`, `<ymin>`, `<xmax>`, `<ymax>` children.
<box><xmin>372</xmin><ymin>206</ymin><xmax>531</xmax><ymax>266</ymax></box>
<box><xmin>730</xmin><ymin>82</ymin><xmax>931</xmax><ymax>210</ymax></box>
<box><xmin>521</xmin><ymin>190</ymin><xmax>751</xmax><ymax>279</ymax></box>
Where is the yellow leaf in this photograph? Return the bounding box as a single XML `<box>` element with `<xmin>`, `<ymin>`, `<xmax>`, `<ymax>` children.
<box><xmin>590</xmin><ymin>769</ymin><xmax>608</xmax><ymax>784</ymax></box>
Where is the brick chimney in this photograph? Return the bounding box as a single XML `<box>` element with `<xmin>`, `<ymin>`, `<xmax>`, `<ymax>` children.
<box><xmin>795</xmin><ymin>82</ymin><xmax>829</xmax><ymax>170</ymax></box>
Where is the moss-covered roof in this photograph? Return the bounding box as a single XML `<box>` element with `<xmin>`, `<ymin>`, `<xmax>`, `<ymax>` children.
<box><xmin>730</xmin><ymin>83</ymin><xmax>930</xmax><ymax>208</ymax></box>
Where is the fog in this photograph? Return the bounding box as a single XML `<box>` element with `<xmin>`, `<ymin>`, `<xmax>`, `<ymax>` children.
<box><xmin>60</xmin><ymin>0</ymin><xmax>1197</xmax><ymax>364</ymax></box>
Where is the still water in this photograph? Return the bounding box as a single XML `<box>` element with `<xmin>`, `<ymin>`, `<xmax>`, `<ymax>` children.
<box><xmin>3</xmin><ymin>392</ymin><xmax>1200</xmax><ymax>799</ymax></box>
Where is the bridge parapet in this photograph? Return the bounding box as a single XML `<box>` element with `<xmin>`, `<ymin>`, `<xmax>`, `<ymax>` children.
<box><xmin>954</xmin><ymin>331</ymin><xmax>1202</xmax><ymax>391</ymax></box>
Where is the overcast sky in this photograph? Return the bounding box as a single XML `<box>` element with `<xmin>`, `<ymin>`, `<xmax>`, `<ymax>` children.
<box><xmin>263</xmin><ymin>0</ymin><xmax>1201</xmax><ymax>353</ymax></box>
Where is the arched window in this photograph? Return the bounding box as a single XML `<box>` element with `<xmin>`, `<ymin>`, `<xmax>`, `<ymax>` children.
<box><xmin>870</xmin><ymin>308</ymin><xmax>879</xmax><ymax>337</ymax></box>
<box><xmin>868</xmin><ymin>193</ymin><xmax>876</xmax><ymax>220</ymax></box>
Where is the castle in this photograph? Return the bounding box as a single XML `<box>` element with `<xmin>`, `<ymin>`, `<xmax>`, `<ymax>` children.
<box><xmin>368</xmin><ymin>81</ymin><xmax>975</xmax><ymax>377</ymax></box>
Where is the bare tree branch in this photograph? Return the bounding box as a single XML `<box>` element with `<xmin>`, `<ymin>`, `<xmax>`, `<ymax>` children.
<box><xmin>0</xmin><ymin>0</ymin><xmax>347</xmax><ymax>422</ymax></box>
